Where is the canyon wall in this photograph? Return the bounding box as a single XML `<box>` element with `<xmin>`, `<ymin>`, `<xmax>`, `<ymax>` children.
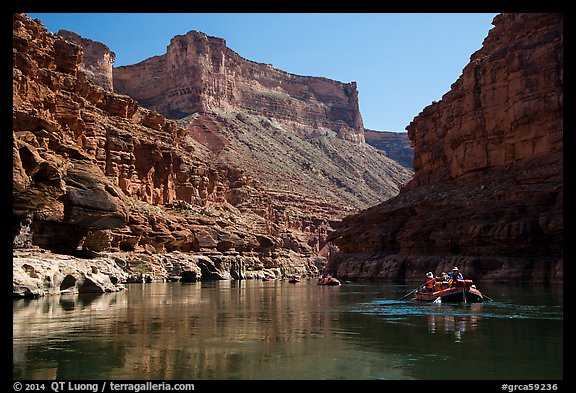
<box><xmin>364</xmin><ymin>130</ymin><xmax>413</xmax><ymax>169</ymax></box>
<box><xmin>13</xmin><ymin>13</ymin><xmax>411</xmax><ymax>296</ymax></box>
<box><xmin>56</xmin><ymin>29</ymin><xmax>115</xmax><ymax>92</ymax></box>
<box><xmin>113</xmin><ymin>30</ymin><xmax>365</xmax><ymax>144</ymax></box>
<box><xmin>112</xmin><ymin>27</ymin><xmax>411</xmax><ymax>211</ymax></box>
<box><xmin>12</xmin><ymin>14</ymin><xmax>315</xmax><ymax>296</ymax></box>
<box><xmin>327</xmin><ymin>13</ymin><xmax>563</xmax><ymax>284</ymax></box>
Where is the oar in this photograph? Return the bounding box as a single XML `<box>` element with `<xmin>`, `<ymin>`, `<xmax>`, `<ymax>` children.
<box><xmin>482</xmin><ymin>294</ymin><xmax>494</xmax><ymax>302</ymax></box>
<box><xmin>399</xmin><ymin>284</ymin><xmax>424</xmax><ymax>300</ymax></box>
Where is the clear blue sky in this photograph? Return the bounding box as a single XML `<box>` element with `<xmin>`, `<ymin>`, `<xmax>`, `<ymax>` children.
<box><xmin>27</xmin><ymin>13</ymin><xmax>498</xmax><ymax>132</ymax></box>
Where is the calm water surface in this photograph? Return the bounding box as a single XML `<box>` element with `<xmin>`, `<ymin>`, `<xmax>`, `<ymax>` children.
<box><xmin>13</xmin><ymin>280</ymin><xmax>563</xmax><ymax>380</ymax></box>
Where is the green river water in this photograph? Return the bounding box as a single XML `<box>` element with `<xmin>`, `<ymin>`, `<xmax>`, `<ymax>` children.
<box><xmin>13</xmin><ymin>280</ymin><xmax>563</xmax><ymax>381</ymax></box>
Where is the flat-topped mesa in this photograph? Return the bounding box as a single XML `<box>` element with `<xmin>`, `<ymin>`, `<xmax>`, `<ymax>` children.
<box><xmin>406</xmin><ymin>13</ymin><xmax>562</xmax><ymax>189</ymax></box>
<box><xmin>113</xmin><ymin>30</ymin><xmax>365</xmax><ymax>144</ymax></box>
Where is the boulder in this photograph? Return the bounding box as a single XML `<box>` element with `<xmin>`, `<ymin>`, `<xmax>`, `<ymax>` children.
<box><xmin>13</xmin><ymin>249</ymin><xmax>127</xmax><ymax>297</ymax></box>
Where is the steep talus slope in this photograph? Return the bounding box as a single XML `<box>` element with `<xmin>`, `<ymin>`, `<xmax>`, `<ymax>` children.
<box><xmin>327</xmin><ymin>13</ymin><xmax>563</xmax><ymax>284</ymax></box>
<box><xmin>180</xmin><ymin>111</ymin><xmax>409</xmax><ymax>210</ymax></box>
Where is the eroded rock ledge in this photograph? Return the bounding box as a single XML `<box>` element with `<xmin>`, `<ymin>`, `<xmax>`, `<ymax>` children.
<box><xmin>13</xmin><ymin>248</ymin><xmax>321</xmax><ymax>298</ymax></box>
<box><xmin>13</xmin><ymin>249</ymin><xmax>128</xmax><ymax>298</ymax></box>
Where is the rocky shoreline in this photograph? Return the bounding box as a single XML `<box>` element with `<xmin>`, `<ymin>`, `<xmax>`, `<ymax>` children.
<box><xmin>13</xmin><ymin>247</ymin><xmax>323</xmax><ymax>298</ymax></box>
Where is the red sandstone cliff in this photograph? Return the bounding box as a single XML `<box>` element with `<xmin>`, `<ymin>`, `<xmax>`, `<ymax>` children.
<box><xmin>111</xmin><ymin>28</ymin><xmax>410</xmax><ymax>211</ymax></box>
<box><xmin>406</xmin><ymin>13</ymin><xmax>562</xmax><ymax>189</ymax></box>
<box><xmin>13</xmin><ymin>13</ymin><xmax>411</xmax><ymax>296</ymax></box>
<box><xmin>113</xmin><ymin>30</ymin><xmax>365</xmax><ymax>144</ymax></box>
<box><xmin>12</xmin><ymin>14</ymin><xmax>314</xmax><ymax>293</ymax></box>
<box><xmin>327</xmin><ymin>13</ymin><xmax>563</xmax><ymax>284</ymax></box>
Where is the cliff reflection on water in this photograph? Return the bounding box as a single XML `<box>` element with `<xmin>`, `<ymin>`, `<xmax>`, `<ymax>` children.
<box><xmin>14</xmin><ymin>281</ymin><xmax>410</xmax><ymax>379</ymax></box>
<box><xmin>13</xmin><ymin>280</ymin><xmax>562</xmax><ymax>380</ymax></box>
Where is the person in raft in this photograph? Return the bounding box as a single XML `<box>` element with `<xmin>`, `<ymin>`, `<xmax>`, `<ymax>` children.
<box><xmin>423</xmin><ymin>272</ymin><xmax>436</xmax><ymax>292</ymax></box>
<box><xmin>447</xmin><ymin>267</ymin><xmax>463</xmax><ymax>287</ymax></box>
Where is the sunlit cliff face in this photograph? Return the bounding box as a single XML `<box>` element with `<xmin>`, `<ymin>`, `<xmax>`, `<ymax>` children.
<box><xmin>13</xmin><ymin>12</ymin><xmax>411</xmax><ymax>287</ymax></box>
<box><xmin>406</xmin><ymin>13</ymin><xmax>562</xmax><ymax>188</ymax></box>
<box><xmin>113</xmin><ymin>30</ymin><xmax>366</xmax><ymax>144</ymax></box>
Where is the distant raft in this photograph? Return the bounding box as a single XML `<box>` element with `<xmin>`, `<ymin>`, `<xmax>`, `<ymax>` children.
<box><xmin>317</xmin><ymin>276</ymin><xmax>341</xmax><ymax>286</ymax></box>
<box><xmin>288</xmin><ymin>275</ymin><xmax>301</xmax><ymax>283</ymax></box>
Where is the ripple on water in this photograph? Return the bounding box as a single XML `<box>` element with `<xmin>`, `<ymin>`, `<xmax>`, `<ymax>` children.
<box><xmin>351</xmin><ymin>298</ymin><xmax>563</xmax><ymax>321</ymax></box>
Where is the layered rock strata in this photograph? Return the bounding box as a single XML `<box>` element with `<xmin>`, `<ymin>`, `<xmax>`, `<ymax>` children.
<box><xmin>113</xmin><ymin>30</ymin><xmax>365</xmax><ymax>144</ymax></box>
<box><xmin>56</xmin><ymin>29</ymin><xmax>115</xmax><ymax>92</ymax></box>
<box><xmin>178</xmin><ymin>111</ymin><xmax>411</xmax><ymax>210</ymax></box>
<box><xmin>364</xmin><ymin>129</ymin><xmax>413</xmax><ymax>169</ymax></box>
<box><xmin>327</xmin><ymin>13</ymin><xmax>563</xmax><ymax>283</ymax></box>
<box><xmin>12</xmin><ymin>14</ymin><xmax>318</xmax><ymax>296</ymax></box>
<box><xmin>112</xmin><ymin>29</ymin><xmax>411</xmax><ymax>211</ymax></box>
<box><xmin>407</xmin><ymin>13</ymin><xmax>563</xmax><ymax>189</ymax></box>
<box><xmin>13</xmin><ymin>13</ymin><xmax>410</xmax><ymax>296</ymax></box>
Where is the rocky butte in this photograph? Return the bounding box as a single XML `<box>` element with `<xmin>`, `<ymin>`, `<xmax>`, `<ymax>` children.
<box><xmin>12</xmin><ymin>13</ymin><xmax>411</xmax><ymax>297</ymax></box>
<box><xmin>327</xmin><ymin>13</ymin><xmax>563</xmax><ymax>284</ymax></box>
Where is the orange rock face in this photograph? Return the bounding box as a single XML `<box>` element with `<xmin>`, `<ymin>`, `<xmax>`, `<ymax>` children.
<box><xmin>328</xmin><ymin>13</ymin><xmax>563</xmax><ymax>283</ymax></box>
<box><xmin>111</xmin><ymin>29</ymin><xmax>411</xmax><ymax>213</ymax></box>
<box><xmin>12</xmin><ymin>13</ymin><xmax>256</xmax><ymax>255</ymax></box>
<box><xmin>406</xmin><ymin>13</ymin><xmax>562</xmax><ymax>188</ymax></box>
<box><xmin>13</xmin><ymin>13</ymin><xmax>411</xmax><ymax>290</ymax></box>
<box><xmin>113</xmin><ymin>30</ymin><xmax>365</xmax><ymax>144</ymax></box>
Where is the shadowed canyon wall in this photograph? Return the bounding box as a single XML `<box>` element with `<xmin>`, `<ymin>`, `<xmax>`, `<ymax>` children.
<box><xmin>327</xmin><ymin>13</ymin><xmax>563</xmax><ymax>284</ymax></box>
<box><xmin>364</xmin><ymin>130</ymin><xmax>413</xmax><ymax>169</ymax></box>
